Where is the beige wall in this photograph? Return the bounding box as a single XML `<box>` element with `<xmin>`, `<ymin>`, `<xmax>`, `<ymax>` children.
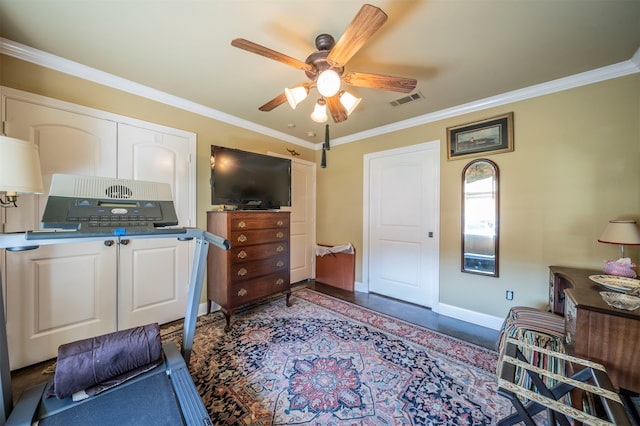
<box><xmin>316</xmin><ymin>75</ymin><xmax>640</xmax><ymax>318</ymax></box>
<box><xmin>2</xmin><ymin>54</ymin><xmax>639</xmax><ymax>319</ymax></box>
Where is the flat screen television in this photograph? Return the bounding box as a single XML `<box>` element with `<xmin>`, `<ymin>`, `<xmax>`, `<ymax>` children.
<box><xmin>210</xmin><ymin>145</ymin><xmax>291</xmax><ymax>209</ymax></box>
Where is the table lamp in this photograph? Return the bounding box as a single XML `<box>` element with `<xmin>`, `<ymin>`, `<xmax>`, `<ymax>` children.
<box><xmin>0</xmin><ymin>135</ymin><xmax>44</xmax><ymax>207</ymax></box>
<box><xmin>598</xmin><ymin>220</ymin><xmax>640</xmax><ymax>258</ymax></box>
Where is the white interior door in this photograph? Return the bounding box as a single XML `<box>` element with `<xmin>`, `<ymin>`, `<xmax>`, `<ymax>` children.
<box><xmin>272</xmin><ymin>155</ymin><xmax>316</xmax><ymax>284</ymax></box>
<box><xmin>3</xmin><ymin>98</ymin><xmax>118</xmax><ymax>369</ymax></box>
<box><xmin>116</xmin><ymin>123</ymin><xmax>194</xmax><ymax>328</ymax></box>
<box><xmin>285</xmin><ymin>158</ymin><xmax>316</xmax><ymax>284</ymax></box>
<box><xmin>364</xmin><ymin>141</ymin><xmax>440</xmax><ymax>308</ymax></box>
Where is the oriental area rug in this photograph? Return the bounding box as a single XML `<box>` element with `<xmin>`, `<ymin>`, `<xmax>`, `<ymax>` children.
<box><xmin>162</xmin><ymin>288</ymin><xmax>513</xmax><ymax>425</ymax></box>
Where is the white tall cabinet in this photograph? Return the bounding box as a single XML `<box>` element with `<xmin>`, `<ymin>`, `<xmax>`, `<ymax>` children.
<box><xmin>1</xmin><ymin>88</ymin><xmax>196</xmax><ymax>369</ymax></box>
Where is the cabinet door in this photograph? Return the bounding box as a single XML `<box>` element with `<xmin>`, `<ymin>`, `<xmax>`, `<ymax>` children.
<box><xmin>116</xmin><ymin>123</ymin><xmax>195</xmax><ymax>328</ymax></box>
<box><xmin>3</xmin><ymin>99</ymin><xmax>118</xmax><ymax>369</ymax></box>
<box><xmin>3</xmin><ymin>98</ymin><xmax>117</xmax><ymax>231</ymax></box>
<box><xmin>5</xmin><ymin>243</ymin><xmax>117</xmax><ymax>369</ymax></box>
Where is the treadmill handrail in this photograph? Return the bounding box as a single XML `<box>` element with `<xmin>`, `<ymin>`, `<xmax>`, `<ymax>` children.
<box><xmin>0</xmin><ymin>228</ymin><xmax>229</xmax><ymax>251</ymax></box>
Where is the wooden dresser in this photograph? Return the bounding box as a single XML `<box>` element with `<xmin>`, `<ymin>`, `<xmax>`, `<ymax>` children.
<box><xmin>549</xmin><ymin>266</ymin><xmax>640</xmax><ymax>393</ymax></box>
<box><xmin>207</xmin><ymin>210</ymin><xmax>291</xmax><ymax>330</ymax></box>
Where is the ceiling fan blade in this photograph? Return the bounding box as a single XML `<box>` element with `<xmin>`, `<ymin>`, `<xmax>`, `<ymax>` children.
<box><xmin>326</xmin><ymin>95</ymin><xmax>347</xmax><ymax>123</ymax></box>
<box><xmin>259</xmin><ymin>93</ymin><xmax>288</xmax><ymax>111</ymax></box>
<box><xmin>326</xmin><ymin>4</ymin><xmax>388</xmax><ymax>68</ymax></box>
<box><xmin>231</xmin><ymin>38</ymin><xmax>314</xmax><ymax>73</ymax></box>
<box><xmin>343</xmin><ymin>71</ymin><xmax>417</xmax><ymax>93</ymax></box>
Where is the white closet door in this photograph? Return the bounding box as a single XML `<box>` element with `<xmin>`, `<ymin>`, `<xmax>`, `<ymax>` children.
<box><xmin>3</xmin><ymin>98</ymin><xmax>118</xmax><ymax>369</ymax></box>
<box><xmin>5</xmin><ymin>243</ymin><xmax>117</xmax><ymax>369</ymax></box>
<box><xmin>284</xmin><ymin>158</ymin><xmax>316</xmax><ymax>284</ymax></box>
<box><xmin>116</xmin><ymin>123</ymin><xmax>194</xmax><ymax>328</ymax></box>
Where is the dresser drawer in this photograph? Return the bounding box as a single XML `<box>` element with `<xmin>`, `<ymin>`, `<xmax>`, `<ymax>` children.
<box><xmin>229</xmin><ymin>272</ymin><xmax>290</xmax><ymax>306</ymax></box>
<box><xmin>230</xmin><ymin>228</ymin><xmax>289</xmax><ymax>246</ymax></box>
<box><xmin>230</xmin><ymin>255</ymin><xmax>289</xmax><ymax>281</ymax></box>
<box><xmin>230</xmin><ymin>214</ymin><xmax>288</xmax><ymax>231</ymax></box>
<box><xmin>231</xmin><ymin>241</ymin><xmax>288</xmax><ymax>263</ymax></box>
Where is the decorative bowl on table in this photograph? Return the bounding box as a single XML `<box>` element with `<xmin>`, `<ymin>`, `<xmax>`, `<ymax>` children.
<box><xmin>589</xmin><ymin>274</ymin><xmax>640</xmax><ymax>293</ymax></box>
<box><xmin>600</xmin><ymin>291</ymin><xmax>640</xmax><ymax>311</ymax></box>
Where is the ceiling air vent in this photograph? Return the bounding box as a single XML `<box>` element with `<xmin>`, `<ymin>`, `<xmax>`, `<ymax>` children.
<box><xmin>389</xmin><ymin>92</ymin><xmax>424</xmax><ymax>107</ymax></box>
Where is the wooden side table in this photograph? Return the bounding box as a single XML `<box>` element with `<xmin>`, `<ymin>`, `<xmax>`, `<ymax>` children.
<box><xmin>549</xmin><ymin>266</ymin><xmax>640</xmax><ymax>393</ymax></box>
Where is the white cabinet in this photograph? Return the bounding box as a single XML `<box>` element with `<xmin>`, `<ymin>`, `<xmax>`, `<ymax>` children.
<box><xmin>1</xmin><ymin>90</ymin><xmax>195</xmax><ymax>369</ymax></box>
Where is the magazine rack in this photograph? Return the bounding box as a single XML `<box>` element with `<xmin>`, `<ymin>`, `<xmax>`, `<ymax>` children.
<box><xmin>497</xmin><ymin>338</ymin><xmax>631</xmax><ymax>425</ymax></box>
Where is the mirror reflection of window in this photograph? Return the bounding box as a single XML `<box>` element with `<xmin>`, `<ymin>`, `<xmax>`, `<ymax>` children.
<box><xmin>462</xmin><ymin>159</ymin><xmax>499</xmax><ymax>276</ymax></box>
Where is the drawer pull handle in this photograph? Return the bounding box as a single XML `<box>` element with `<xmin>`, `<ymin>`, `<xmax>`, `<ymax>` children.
<box><xmin>276</xmin><ymin>261</ymin><xmax>284</xmax><ymax>268</ymax></box>
<box><xmin>237</xmin><ymin>234</ymin><xmax>247</xmax><ymax>243</ymax></box>
<box><xmin>277</xmin><ymin>220</ymin><xmax>284</xmax><ymax>226</ymax></box>
<box><xmin>276</xmin><ymin>231</ymin><xmax>284</xmax><ymax>239</ymax></box>
<box><xmin>238</xmin><ymin>288</ymin><xmax>247</xmax><ymax>297</ymax></box>
<box><xmin>237</xmin><ymin>268</ymin><xmax>248</xmax><ymax>276</ymax></box>
<box><xmin>275</xmin><ymin>278</ymin><xmax>284</xmax><ymax>286</ymax></box>
<box><xmin>237</xmin><ymin>250</ymin><xmax>247</xmax><ymax>259</ymax></box>
<box><xmin>276</xmin><ymin>245</ymin><xmax>284</xmax><ymax>253</ymax></box>
<box><xmin>238</xmin><ymin>221</ymin><xmax>246</xmax><ymax>228</ymax></box>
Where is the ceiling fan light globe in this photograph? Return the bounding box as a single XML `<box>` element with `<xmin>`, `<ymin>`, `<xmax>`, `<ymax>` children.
<box><xmin>339</xmin><ymin>91</ymin><xmax>361</xmax><ymax>116</ymax></box>
<box><xmin>310</xmin><ymin>99</ymin><xmax>328</xmax><ymax>123</ymax></box>
<box><xmin>316</xmin><ymin>70</ymin><xmax>341</xmax><ymax>98</ymax></box>
<box><xmin>285</xmin><ymin>86</ymin><xmax>308</xmax><ymax>109</ymax></box>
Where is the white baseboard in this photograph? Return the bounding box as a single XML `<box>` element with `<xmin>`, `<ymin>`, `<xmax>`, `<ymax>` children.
<box><xmin>197</xmin><ymin>301</ymin><xmax>220</xmax><ymax>316</ymax></box>
<box><xmin>437</xmin><ymin>303</ymin><xmax>504</xmax><ymax>330</ymax></box>
<box><xmin>354</xmin><ymin>282</ymin><xmax>502</xmax><ymax>330</ymax></box>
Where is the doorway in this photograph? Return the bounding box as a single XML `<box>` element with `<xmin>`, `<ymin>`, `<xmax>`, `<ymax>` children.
<box><xmin>363</xmin><ymin>141</ymin><xmax>440</xmax><ymax>309</ymax></box>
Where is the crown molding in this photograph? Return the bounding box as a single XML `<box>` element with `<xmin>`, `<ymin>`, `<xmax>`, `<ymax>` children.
<box><xmin>0</xmin><ymin>37</ymin><xmax>315</xmax><ymax>150</ymax></box>
<box><xmin>332</xmin><ymin>49</ymin><xmax>640</xmax><ymax>147</ymax></box>
<box><xmin>2</xmin><ymin>37</ymin><xmax>638</xmax><ymax>150</ymax></box>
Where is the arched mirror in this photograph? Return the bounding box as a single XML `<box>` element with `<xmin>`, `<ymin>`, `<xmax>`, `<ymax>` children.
<box><xmin>462</xmin><ymin>159</ymin><xmax>499</xmax><ymax>276</ymax></box>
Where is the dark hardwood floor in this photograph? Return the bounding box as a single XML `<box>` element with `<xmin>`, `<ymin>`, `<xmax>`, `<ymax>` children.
<box><xmin>304</xmin><ymin>281</ymin><xmax>500</xmax><ymax>350</ymax></box>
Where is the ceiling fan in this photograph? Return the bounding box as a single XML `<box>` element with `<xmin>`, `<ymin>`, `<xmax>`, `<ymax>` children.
<box><xmin>231</xmin><ymin>4</ymin><xmax>417</xmax><ymax>124</ymax></box>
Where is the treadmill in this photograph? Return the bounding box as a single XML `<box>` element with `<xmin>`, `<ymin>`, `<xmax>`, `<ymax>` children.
<box><xmin>0</xmin><ymin>174</ymin><xmax>230</xmax><ymax>426</ymax></box>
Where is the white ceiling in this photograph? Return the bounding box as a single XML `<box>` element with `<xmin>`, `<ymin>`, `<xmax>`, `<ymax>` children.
<box><xmin>1</xmin><ymin>0</ymin><xmax>639</xmax><ymax>146</ymax></box>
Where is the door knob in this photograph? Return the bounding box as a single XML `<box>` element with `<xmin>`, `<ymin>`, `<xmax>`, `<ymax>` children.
<box><xmin>120</xmin><ymin>239</ymin><xmax>130</xmax><ymax>246</ymax></box>
<box><xmin>104</xmin><ymin>240</ymin><xmax>114</xmax><ymax>247</ymax></box>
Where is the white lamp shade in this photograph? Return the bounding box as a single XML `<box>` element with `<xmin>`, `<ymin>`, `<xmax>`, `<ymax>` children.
<box><xmin>598</xmin><ymin>220</ymin><xmax>640</xmax><ymax>245</ymax></box>
<box><xmin>316</xmin><ymin>70</ymin><xmax>341</xmax><ymax>98</ymax></box>
<box><xmin>339</xmin><ymin>91</ymin><xmax>361</xmax><ymax>115</ymax></box>
<box><xmin>0</xmin><ymin>135</ymin><xmax>44</xmax><ymax>194</ymax></box>
<box><xmin>285</xmin><ymin>86</ymin><xmax>308</xmax><ymax>109</ymax></box>
<box><xmin>310</xmin><ymin>99</ymin><xmax>328</xmax><ymax>123</ymax></box>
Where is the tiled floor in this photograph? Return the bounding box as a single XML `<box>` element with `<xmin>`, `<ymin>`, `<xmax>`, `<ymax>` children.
<box><xmin>305</xmin><ymin>281</ymin><xmax>500</xmax><ymax>350</ymax></box>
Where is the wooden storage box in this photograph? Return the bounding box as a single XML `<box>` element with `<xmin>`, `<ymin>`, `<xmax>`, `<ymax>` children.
<box><xmin>315</xmin><ymin>244</ymin><xmax>355</xmax><ymax>292</ymax></box>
